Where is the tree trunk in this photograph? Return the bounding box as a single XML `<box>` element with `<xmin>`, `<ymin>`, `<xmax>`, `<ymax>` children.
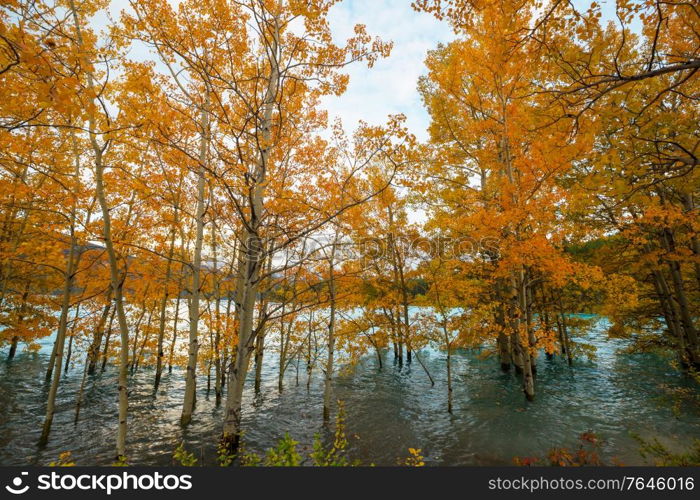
<box><xmin>69</xmin><ymin>0</ymin><xmax>131</xmax><ymax>460</ymax></box>
<box><xmin>181</xmin><ymin>88</ymin><xmax>210</xmax><ymax>426</ymax></box>
<box><xmin>40</xmin><ymin>202</ymin><xmax>78</xmax><ymax>445</ymax></box>
<box><xmin>7</xmin><ymin>335</ymin><xmax>18</xmax><ymax>360</ymax></box>
<box><xmin>134</xmin><ymin>305</ymin><xmax>155</xmax><ymax>372</ymax></box>
<box><xmin>95</xmin><ymin>153</ymin><xmax>131</xmax><ymax>460</ymax></box>
<box><xmin>254</xmin><ymin>332</ymin><xmax>265</xmax><ymax>393</ymax></box>
<box><xmin>45</xmin><ymin>336</ymin><xmax>58</xmax><ymax>382</ymax></box>
<box><xmin>74</xmin><ymin>354</ymin><xmax>89</xmax><ymax>424</ymax></box>
<box><xmin>39</xmin><ymin>127</ymin><xmax>81</xmax><ymax>445</ymax></box>
<box><xmin>512</xmin><ymin>274</ymin><xmax>534</xmax><ymax>400</ymax></box>
<box><xmin>39</xmin><ymin>263</ymin><xmax>73</xmax><ymax>446</ymax></box>
<box><xmin>168</xmin><ymin>270</ymin><xmax>184</xmax><ymax>374</ymax></box>
<box><xmin>101</xmin><ymin>308</ymin><xmax>116</xmax><ymax>373</ymax></box>
<box><xmin>323</xmin><ymin>240</ymin><xmax>337</xmax><ymax>422</ymax></box>
<box><xmin>222</xmin><ymin>212</ymin><xmax>265</xmax><ymax>452</ymax></box>
<box><xmin>155</xmin><ymin>227</ymin><xmax>177</xmax><ymax>390</ymax></box>
<box><xmin>681</xmin><ymin>194</ymin><xmax>700</xmax><ymax>290</ymax></box>
<box><xmin>63</xmin><ymin>305</ymin><xmax>80</xmax><ymax>374</ymax></box>
<box><xmin>495</xmin><ymin>292</ymin><xmax>511</xmax><ymax>370</ymax></box>
<box><xmin>129</xmin><ymin>304</ymin><xmax>147</xmax><ymax>373</ymax></box>
<box><xmin>660</xmin><ymin>228</ymin><xmax>700</xmax><ymax>365</ymax></box>
<box><xmin>536</xmin><ymin>284</ymin><xmax>554</xmax><ymax>360</ymax></box>
<box><xmin>524</xmin><ymin>274</ymin><xmax>536</xmax><ymax>374</ymax></box>
<box><xmin>446</xmin><ymin>343</ymin><xmax>453</xmax><ymax>413</ymax></box>
<box><xmin>557</xmin><ymin>295</ymin><xmax>573</xmax><ymax>365</ymax></box>
<box><xmin>87</xmin><ymin>296</ymin><xmax>112</xmax><ymax>375</ymax></box>
<box><xmin>375</xmin><ymin>345</ymin><xmax>383</xmax><ymax>370</ymax></box>
<box><xmin>221</xmin><ymin>15</ymin><xmax>279</xmax><ymax>455</ymax></box>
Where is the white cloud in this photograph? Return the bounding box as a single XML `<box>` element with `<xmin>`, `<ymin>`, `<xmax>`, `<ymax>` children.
<box><xmin>321</xmin><ymin>0</ymin><xmax>455</xmax><ymax>141</ymax></box>
<box><xmin>100</xmin><ymin>0</ymin><xmax>453</xmax><ymax>142</ymax></box>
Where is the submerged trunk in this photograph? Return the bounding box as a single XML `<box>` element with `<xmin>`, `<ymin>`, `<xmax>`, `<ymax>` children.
<box><xmin>557</xmin><ymin>295</ymin><xmax>573</xmax><ymax>366</ymax></box>
<box><xmin>39</xmin><ymin>245</ymin><xmax>77</xmax><ymax>446</ymax></box>
<box><xmin>181</xmin><ymin>89</ymin><xmax>210</xmax><ymax>427</ymax></box>
<box><xmin>155</xmin><ymin>228</ymin><xmax>177</xmax><ymax>391</ymax></box>
<box><xmin>129</xmin><ymin>305</ymin><xmax>147</xmax><ymax>373</ymax></box>
<box><xmin>96</xmin><ymin>154</ymin><xmax>131</xmax><ymax>460</ymax></box>
<box><xmin>213</xmin><ymin>300</ymin><xmax>222</xmax><ymax>405</ymax></box>
<box><xmin>7</xmin><ymin>335</ymin><xmax>19</xmax><ymax>360</ymax></box>
<box><xmin>211</xmin><ymin>219</ymin><xmax>223</xmax><ymax>405</ymax></box>
<box><xmin>63</xmin><ymin>305</ymin><xmax>81</xmax><ymax>374</ymax></box>
<box><xmin>39</xmin><ymin>126</ymin><xmax>82</xmax><ymax>445</ymax></box>
<box><xmin>536</xmin><ymin>284</ymin><xmax>554</xmax><ymax>360</ymax></box>
<box><xmin>222</xmin><ymin>207</ymin><xmax>265</xmax><ymax>453</ymax></box>
<box><xmin>101</xmin><ymin>309</ymin><xmax>116</xmax><ymax>373</ymax></box>
<box><xmin>657</xmin><ymin>191</ymin><xmax>699</xmax><ymax>366</ymax></box>
<box><xmin>525</xmin><ymin>277</ymin><xmax>536</xmax><ymax>374</ymax></box>
<box><xmin>45</xmin><ymin>337</ymin><xmax>58</xmax><ymax>382</ymax></box>
<box><xmin>661</xmin><ymin>231</ymin><xmax>700</xmax><ymax>365</ymax></box>
<box><xmin>74</xmin><ymin>353</ymin><xmax>90</xmax><ymax>424</ymax></box>
<box><xmin>512</xmin><ymin>274</ymin><xmax>535</xmax><ymax>401</ymax></box>
<box><xmin>446</xmin><ymin>347</ymin><xmax>453</xmax><ymax>413</ymax></box>
<box><xmin>45</xmin><ymin>281</ymin><xmax>62</xmax><ymax>380</ymax></box>
<box><xmin>278</xmin><ymin>315</ymin><xmax>294</xmax><ymax>393</ymax></box>
<box><xmin>443</xmin><ymin>317</ymin><xmax>453</xmax><ymax>413</ymax></box>
<box><xmin>64</xmin><ymin>335</ymin><xmax>73</xmax><ymax>374</ymax></box>
<box><xmin>253</xmin><ymin>250</ymin><xmax>273</xmax><ymax>395</ymax></box>
<box><xmin>221</xmin><ymin>13</ymin><xmax>279</xmax><ymax>455</ymax></box>
<box><xmin>168</xmin><ymin>270</ymin><xmax>184</xmax><ymax>374</ymax></box>
<box><xmin>222</xmin><ymin>264</ymin><xmax>259</xmax><ymax>453</ymax></box>
<box><xmin>69</xmin><ymin>0</ymin><xmax>131</xmax><ymax>460</ymax></box>
<box><xmin>495</xmin><ymin>292</ymin><xmax>511</xmax><ymax>370</ymax></box>
<box><xmin>134</xmin><ymin>306</ymin><xmax>155</xmax><ymax>372</ymax></box>
<box><xmin>323</xmin><ymin>242</ymin><xmax>337</xmax><ymax>422</ymax></box>
<box><xmin>254</xmin><ymin>332</ymin><xmax>265</xmax><ymax>393</ymax></box>
<box><xmin>510</xmin><ymin>328</ymin><xmax>524</xmax><ymax>373</ymax></box>
<box><xmin>87</xmin><ymin>296</ymin><xmax>112</xmax><ymax>375</ymax></box>
<box><xmin>651</xmin><ymin>270</ymin><xmax>689</xmax><ymax>365</ymax></box>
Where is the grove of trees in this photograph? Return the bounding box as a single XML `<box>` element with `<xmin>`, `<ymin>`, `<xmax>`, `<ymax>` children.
<box><xmin>0</xmin><ymin>0</ymin><xmax>697</xmax><ymax>463</ymax></box>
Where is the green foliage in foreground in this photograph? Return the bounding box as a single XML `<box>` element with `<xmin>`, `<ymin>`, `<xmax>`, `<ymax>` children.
<box><xmin>172</xmin><ymin>401</ymin><xmax>424</xmax><ymax>467</ymax></box>
<box><xmin>173</xmin><ymin>442</ymin><xmax>198</xmax><ymax>466</ymax></box>
<box><xmin>48</xmin><ymin>401</ymin><xmax>426</xmax><ymax>467</ymax></box>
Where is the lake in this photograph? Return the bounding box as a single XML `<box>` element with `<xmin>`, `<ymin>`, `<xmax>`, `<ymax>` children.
<box><xmin>0</xmin><ymin>316</ymin><xmax>698</xmax><ymax>465</ymax></box>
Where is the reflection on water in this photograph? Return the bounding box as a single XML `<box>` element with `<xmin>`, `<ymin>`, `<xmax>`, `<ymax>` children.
<box><xmin>0</xmin><ymin>316</ymin><xmax>698</xmax><ymax>465</ymax></box>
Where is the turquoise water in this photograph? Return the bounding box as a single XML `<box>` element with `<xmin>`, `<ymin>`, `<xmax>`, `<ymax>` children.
<box><xmin>0</xmin><ymin>316</ymin><xmax>698</xmax><ymax>465</ymax></box>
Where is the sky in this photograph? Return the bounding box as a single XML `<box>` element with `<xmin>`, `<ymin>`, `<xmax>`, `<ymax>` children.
<box><xmin>101</xmin><ymin>0</ymin><xmax>455</xmax><ymax>142</ymax></box>
<box><xmin>319</xmin><ymin>0</ymin><xmax>618</xmax><ymax>141</ymax></box>
<box><xmin>98</xmin><ymin>1</ymin><xmax>626</xmax><ymax>143</ymax></box>
<box><xmin>320</xmin><ymin>0</ymin><xmax>456</xmax><ymax>141</ymax></box>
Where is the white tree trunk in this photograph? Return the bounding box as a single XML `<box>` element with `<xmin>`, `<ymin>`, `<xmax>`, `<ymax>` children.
<box><xmin>181</xmin><ymin>89</ymin><xmax>210</xmax><ymax>426</ymax></box>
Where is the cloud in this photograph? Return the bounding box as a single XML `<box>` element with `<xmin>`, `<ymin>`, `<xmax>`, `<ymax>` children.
<box><xmin>102</xmin><ymin>0</ymin><xmax>452</xmax><ymax>142</ymax></box>
<box><xmin>321</xmin><ymin>0</ymin><xmax>455</xmax><ymax>141</ymax></box>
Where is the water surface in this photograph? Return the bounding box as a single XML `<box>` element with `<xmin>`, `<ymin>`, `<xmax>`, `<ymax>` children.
<box><xmin>0</xmin><ymin>316</ymin><xmax>698</xmax><ymax>465</ymax></box>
